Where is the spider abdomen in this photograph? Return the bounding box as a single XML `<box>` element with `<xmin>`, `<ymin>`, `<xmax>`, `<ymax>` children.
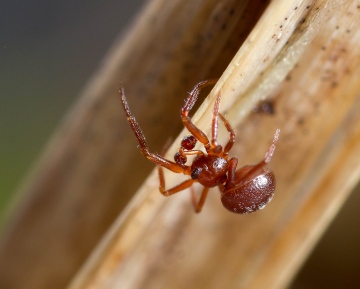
<box><xmin>221</xmin><ymin>166</ymin><xmax>275</xmax><ymax>214</ymax></box>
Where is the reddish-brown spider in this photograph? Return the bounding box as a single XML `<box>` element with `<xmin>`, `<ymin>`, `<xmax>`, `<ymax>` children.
<box><xmin>120</xmin><ymin>80</ymin><xmax>280</xmax><ymax>214</ymax></box>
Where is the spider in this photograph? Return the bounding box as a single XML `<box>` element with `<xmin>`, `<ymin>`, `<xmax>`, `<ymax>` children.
<box><xmin>120</xmin><ymin>80</ymin><xmax>280</xmax><ymax>214</ymax></box>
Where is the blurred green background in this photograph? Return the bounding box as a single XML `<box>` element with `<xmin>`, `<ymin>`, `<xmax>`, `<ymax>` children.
<box><xmin>1</xmin><ymin>1</ymin><xmax>359</xmax><ymax>288</ymax></box>
<box><xmin>0</xmin><ymin>0</ymin><xmax>145</xmax><ymax>224</ymax></box>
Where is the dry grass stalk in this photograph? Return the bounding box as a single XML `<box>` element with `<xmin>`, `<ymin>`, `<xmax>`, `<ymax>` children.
<box><xmin>1</xmin><ymin>0</ymin><xmax>360</xmax><ymax>289</ymax></box>
<box><xmin>69</xmin><ymin>0</ymin><xmax>360</xmax><ymax>289</ymax></box>
<box><xmin>0</xmin><ymin>0</ymin><xmax>267</xmax><ymax>288</ymax></box>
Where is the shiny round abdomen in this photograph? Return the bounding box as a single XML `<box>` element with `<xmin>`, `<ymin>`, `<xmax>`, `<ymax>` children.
<box><xmin>221</xmin><ymin>170</ymin><xmax>275</xmax><ymax>214</ymax></box>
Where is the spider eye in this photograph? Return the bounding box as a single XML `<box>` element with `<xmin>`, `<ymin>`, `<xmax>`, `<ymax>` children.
<box><xmin>191</xmin><ymin>168</ymin><xmax>202</xmax><ymax>179</ymax></box>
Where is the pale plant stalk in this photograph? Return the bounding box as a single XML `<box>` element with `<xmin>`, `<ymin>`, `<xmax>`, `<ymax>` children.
<box><xmin>1</xmin><ymin>0</ymin><xmax>360</xmax><ymax>289</ymax></box>
<box><xmin>70</xmin><ymin>0</ymin><xmax>360</xmax><ymax>289</ymax></box>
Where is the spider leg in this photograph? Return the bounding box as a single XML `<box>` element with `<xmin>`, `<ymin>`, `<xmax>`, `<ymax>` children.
<box><xmin>219</xmin><ymin>113</ymin><xmax>235</xmax><ymax>156</ymax></box>
<box><xmin>181</xmin><ymin>79</ymin><xmax>217</xmax><ymax>152</ymax></box>
<box><xmin>159</xmin><ymin>163</ymin><xmax>208</xmax><ymax>213</ymax></box>
<box><xmin>191</xmin><ymin>186</ymin><xmax>209</xmax><ymax>213</ymax></box>
<box><xmin>211</xmin><ymin>91</ymin><xmax>221</xmax><ymax>147</ymax></box>
<box><xmin>226</xmin><ymin>157</ymin><xmax>238</xmax><ymax>186</ymax></box>
<box><xmin>226</xmin><ymin>129</ymin><xmax>280</xmax><ymax>189</ymax></box>
<box><xmin>158</xmin><ymin>144</ymin><xmax>206</xmax><ymax>209</ymax></box>
<box><xmin>158</xmin><ymin>164</ymin><xmax>195</xmax><ymax>196</ymax></box>
<box><xmin>264</xmin><ymin>128</ymin><xmax>280</xmax><ymax>164</ymax></box>
<box><xmin>120</xmin><ymin>85</ymin><xmax>191</xmax><ymax>175</ymax></box>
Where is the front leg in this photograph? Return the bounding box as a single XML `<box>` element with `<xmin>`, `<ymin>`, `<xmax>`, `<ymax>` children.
<box><xmin>120</xmin><ymin>85</ymin><xmax>190</xmax><ymax>175</ymax></box>
<box><xmin>180</xmin><ymin>79</ymin><xmax>218</xmax><ymax>152</ymax></box>
<box><xmin>159</xmin><ymin>165</ymin><xmax>209</xmax><ymax>213</ymax></box>
<box><xmin>158</xmin><ymin>165</ymin><xmax>195</xmax><ymax>196</ymax></box>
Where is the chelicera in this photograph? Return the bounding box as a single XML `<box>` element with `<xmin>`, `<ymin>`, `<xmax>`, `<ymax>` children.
<box><xmin>120</xmin><ymin>80</ymin><xmax>280</xmax><ymax>214</ymax></box>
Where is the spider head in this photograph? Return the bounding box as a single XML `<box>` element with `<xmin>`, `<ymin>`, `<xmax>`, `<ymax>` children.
<box><xmin>191</xmin><ymin>154</ymin><xmax>228</xmax><ymax>187</ymax></box>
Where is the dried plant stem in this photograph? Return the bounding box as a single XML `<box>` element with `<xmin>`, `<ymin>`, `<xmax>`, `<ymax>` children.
<box><xmin>1</xmin><ymin>0</ymin><xmax>360</xmax><ymax>289</ymax></box>
<box><xmin>70</xmin><ymin>1</ymin><xmax>360</xmax><ymax>289</ymax></box>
